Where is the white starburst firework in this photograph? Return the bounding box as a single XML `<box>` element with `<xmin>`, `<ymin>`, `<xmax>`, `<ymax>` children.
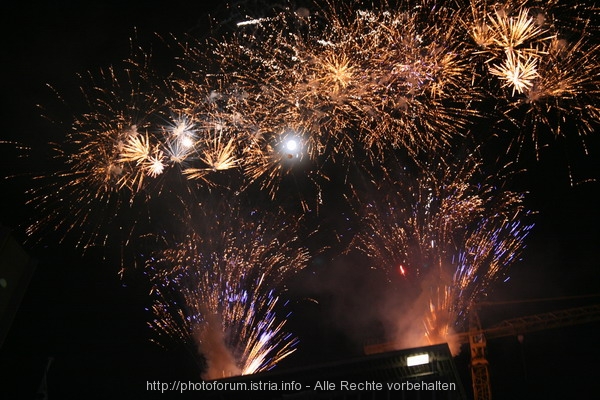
<box><xmin>490</xmin><ymin>49</ymin><xmax>539</xmax><ymax>95</ymax></box>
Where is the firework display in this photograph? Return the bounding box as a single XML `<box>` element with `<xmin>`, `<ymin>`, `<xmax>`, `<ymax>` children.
<box><xmin>6</xmin><ymin>0</ymin><xmax>598</xmax><ymax>380</ymax></box>
<box><xmin>349</xmin><ymin>153</ymin><xmax>533</xmax><ymax>352</ymax></box>
<box><xmin>467</xmin><ymin>0</ymin><xmax>600</xmax><ymax>152</ymax></box>
<box><xmin>147</xmin><ymin>202</ymin><xmax>310</xmax><ymax>378</ymax></box>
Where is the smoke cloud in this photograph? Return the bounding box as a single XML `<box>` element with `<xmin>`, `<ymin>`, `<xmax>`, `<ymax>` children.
<box><xmin>195</xmin><ymin>313</ymin><xmax>241</xmax><ymax>380</ymax></box>
<box><xmin>304</xmin><ymin>254</ymin><xmax>462</xmax><ymax>358</ymax></box>
<box><xmin>384</xmin><ymin>268</ymin><xmax>462</xmax><ymax>355</ymax></box>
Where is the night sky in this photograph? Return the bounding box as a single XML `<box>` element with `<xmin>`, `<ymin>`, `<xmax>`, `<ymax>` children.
<box><xmin>1</xmin><ymin>1</ymin><xmax>599</xmax><ymax>399</ymax></box>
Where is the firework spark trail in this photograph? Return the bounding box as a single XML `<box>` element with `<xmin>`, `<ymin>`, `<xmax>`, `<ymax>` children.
<box><xmin>350</xmin><ymin>152</ymin><xmax>533</xmax><ymax>352</ymax></box>
<box><xmin>147</xmin><ymin>202</ymin><xmax>310</xmax><ymax>378</ymax></box>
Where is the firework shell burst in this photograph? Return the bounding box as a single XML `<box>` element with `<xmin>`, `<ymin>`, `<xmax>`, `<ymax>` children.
<box><xmin>502</xmin><ymin>33</ymin><xmax>600</xmax><ymax>153</ymax></box>
<box><xmin>26</xmin><ymin>66</ymin><xmax>165</xmax><ymax>252</ymax></box>
<box><xmin>465</xmin><ymin>0</ymin><xmax>600</xmax><ymax>152</ymax></box>
<box><xmin>147</xmin><ymin>201</ymin><xmax>311</xmax><ymax>378</ymax></box>
<box><xmin>350</xmin><ymin>152</ymin><xmax>534</xmax><ymax>349</ymax></box>
<box><xmin>213</xmin><ymin>0</ymin><xmax>481</xmax><ymax>163</ymax></box>
<box><xmin>24</xmin><ymin>0</ymin><xmax>598</xmax><ymax>250</ymax></box>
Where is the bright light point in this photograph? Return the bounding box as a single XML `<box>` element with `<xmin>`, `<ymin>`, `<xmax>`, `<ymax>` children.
<box><xmin>279</xmin><ymin>134</ymin><xmax>303</xmax><ymax>160</ymax></box>
<box><xmin>407</xmin><ymin>354</ymin><xmax>429</xmax><ymax>366</ymax></box>
<box><xmin>286</xmin><ymin>139</ymin><xmax>298</xmax><ymax>152</ymax></box>
<box><xmin>173</xmin><ymin>124</ymin><xmax>184</xmax><ymax>136</ymax></box>
<box><xmin>148</xmin><ymin>158</ymin><xmax>165</xmax><ymax>177</ymax></box>
<box><xmin>398</xmin><ymin>264</ymin><xmax>406</xmax><ymax>276</ymax></box>
<box><xmin>181</xmin><ymin>136</ymin><xmax>194</xmax><ymax>149</ymax></box>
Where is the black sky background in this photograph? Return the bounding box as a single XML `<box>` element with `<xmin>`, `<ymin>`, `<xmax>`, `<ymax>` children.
<box><xmin>1</xmin><ymin>1</ymin><xmax>599</xmax><ymax>399</ymax></box>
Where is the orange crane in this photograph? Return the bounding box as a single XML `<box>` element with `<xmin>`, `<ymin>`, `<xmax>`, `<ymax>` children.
<box><xmin>364</xmin><ymin>302</ymin><xmax>600</xmax><ymax>400</ymax></box>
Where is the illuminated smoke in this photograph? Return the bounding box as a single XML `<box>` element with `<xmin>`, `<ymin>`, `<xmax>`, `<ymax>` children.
<box><xmin>195</xmin><ymin>313</ymin><xmax>242</xmax><ymax>380</ymax></box>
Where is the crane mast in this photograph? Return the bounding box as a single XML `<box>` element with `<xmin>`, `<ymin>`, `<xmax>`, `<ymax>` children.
<box><xmin>468</xmin><ymin>313</ymin><xmax>492</xmax><ymax>400</ymax></box>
